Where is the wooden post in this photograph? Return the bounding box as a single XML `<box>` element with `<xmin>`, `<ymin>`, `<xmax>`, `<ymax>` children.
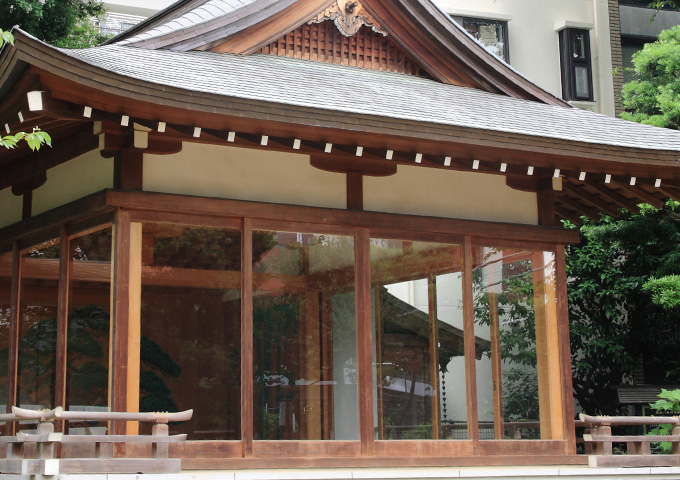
<box><xmin>114</xmin><ymin>150</ymin><xmax>144</xmax><ymax>191</ymax></box>
<box><xmin>488</xmin><ymin>292</ymin><xmax>504</xmax><ymax>439</ymax></box>
<box><xmin>241</xmin><ymin>218</ymin><xmax>254</xmax><ymax>456</ymax></box>
<box><xmin>302</xmin><ymin>291</ymin><xmax>321</xmax><ymax>439</ymax></box>
<box><xmin>7</xmin><ymin>242</ymin><xmax>22</xmax><ymax>435</ymax></box>
<box><xmin>54</xmin><ymin>227</ymin><xmax>71</xmax><ymax>431</ymax></box>
<box><xmin>427</xmin><ymin>275</ymin><xmax>440</xmax><ymax>439</ymax></box>
<box><xmin>347</xmin><ymin>172</ymin><xmax>363</xmax><ymax>211</ymax></box>
<box><xmin>356</xmin><ymin>228</ymin><xmax>374</xmax><ymax>455</ymax></box>
<box><xmin>109</xmin><ymin>211</ymin><xmax>131</xmax><ymax>437</ymax></box>
<box><xmin>126</xmin><ymin>222</ymin><xmax>143</xmax><ymax>435</ymax></box>
<box><xmin>556</xmin><ymin>246</ymin><xmax>576</xmax><ymax>453</ymax></box>
<box><xmin>374</xmin><ymin>288</ymin><xmax>384</xmax><ymax>440</ymax></box>
<box><xmin>533</xmin><ymin>251</ymin><xmax>564</xmax><ymax>440</ymax></box>
<box><xmin>462</xmin><ymin>237</ymin><xmax>479</xmax><ymax>447</ymax></box>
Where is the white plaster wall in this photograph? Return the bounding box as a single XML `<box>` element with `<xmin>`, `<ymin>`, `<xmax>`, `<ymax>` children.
<box><xmin>434</xmin><ymin>0</ymin><xmax>615</xmax><ymax>116</ymax></box>
<box><xmin>32</xmin><ymin>149</ymin><xmax>113</xmax><ymax>217</ymax></box>
<box><xmin>143</xmin><ymin>143</ymin><xmax>347</xmax><ymax>210</ymax></box>
<box><xmin>0</xmin><ymin>188</ymin><xmax>22</xmax><ymax>229</ymax></box>
<box><xmin>364</xmin><ymin>165</ymin><xmax>538</xmax><ymax>225</ymax></box>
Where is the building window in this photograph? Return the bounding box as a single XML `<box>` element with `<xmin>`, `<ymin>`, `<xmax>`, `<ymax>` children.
<box><xmin>559</xmin><ymin>28</ymin><xmax>594</xmax><ymax>101</ymax></box>
<box><xmin>453</xmin><ymin>17</ymin><xmax>510</xmax><ymax>63</ymax></box>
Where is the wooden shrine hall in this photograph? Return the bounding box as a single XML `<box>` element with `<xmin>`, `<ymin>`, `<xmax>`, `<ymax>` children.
<box><xmin>1</xmin><ymin>0</ymin><xmax>680</xmax><ymax>471</ymax></box>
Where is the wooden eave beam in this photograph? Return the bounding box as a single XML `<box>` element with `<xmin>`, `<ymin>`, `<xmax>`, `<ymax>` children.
<box><xmin>555</xmin><ymin>206</ymin><xmax>583</xmax><ymax>226</ymax></box>
<box><xmin>556</xmin><ymin>194</ymin><xmax>601</xmax><ymax>222</ymax></box>
<box><xmin>613</xmin><ymin>182</ymin><xmax>666</xmax><ymax>209</ymax></box>
<box><xmin>575</xmin><ymin>179</ymin><xmax>642</xmax><ymax>214</ymax></box>
<box><xmin>569</xmin><ymin>187</ymin><xmax>623</xmax><ymax>218</ymax></box>
<box><xmin>28</xmin><ymin>66</ymin><xmax>680</xmax><ymax>180</ymax></box>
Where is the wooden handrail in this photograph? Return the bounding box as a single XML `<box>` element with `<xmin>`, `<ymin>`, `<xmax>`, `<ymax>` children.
<box><xmin>10</xmin><ymin>406</ymin><xmax>192</xmax><ymax>423</ymax></box>
<box><xmin>580</xmin><ymin>413</ymin><xmax>680</xmax><ymax>426</ymax></box>
<box><xmin>579</xmin><ymin>412</ymin><xmax>680</xmax><ymax>468</ymax></box>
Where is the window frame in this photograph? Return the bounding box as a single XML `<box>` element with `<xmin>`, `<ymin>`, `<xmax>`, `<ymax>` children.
<box><xmin>559</xmin><ymin>28</ymin><xmax>594</xmax><ymax>102</ymax></box>
<box><xmin>453</xmin><ymin>16</ymin><xmax>510</xmax><ymax>63</ymax></box>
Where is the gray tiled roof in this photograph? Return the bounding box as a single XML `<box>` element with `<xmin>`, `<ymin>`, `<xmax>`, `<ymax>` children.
<box><xmin>62</xmin><ymin>45</ymin><xmax>680</xmax><ymax>151</ymax></box>
<box><xmin>116</xmin><ymin>0</ymin><xmax>257</xmax><ymax>46</ymax></box>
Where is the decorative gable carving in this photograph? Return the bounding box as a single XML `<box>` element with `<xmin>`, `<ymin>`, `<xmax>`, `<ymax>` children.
<box><xmin>309</xmin><ymin>0</ymin><xmax>387</xmax><ymax>37</ymax></box>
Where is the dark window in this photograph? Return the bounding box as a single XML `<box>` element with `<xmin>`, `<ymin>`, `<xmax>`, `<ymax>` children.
<box><xmin>453</xmin><ymin>16</ymin><xmax>510</xmax><ymax>63</ymax></box>
<box><xmin>559</xmin><ymin>28</ymin><xmax>594</xmax><ymax>101</ymax></box>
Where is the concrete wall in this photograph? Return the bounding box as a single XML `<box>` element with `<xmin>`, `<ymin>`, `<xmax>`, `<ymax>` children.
<box><xmin>31</xmin><ymin>149</ymin><xmax>113</xmax><ymax>217</ymax></box>
<box><xmin>145</xmin><ymin>143</ymin><xmax>538</xmax><ymax>225</ymax></box>
<box><xmin>0</xmin><ymin>188</ymin><xmax>22</xmax><ymax>229</ymax></box>
<box><xmin>364</xmin><ymin>165</ymin><xmax>538</xmax><ymax>225</ymax></box>
<box><xmin>434</xmin><ymin>0</ymin><xmax>616</xmax><ymax>117</ymax></box>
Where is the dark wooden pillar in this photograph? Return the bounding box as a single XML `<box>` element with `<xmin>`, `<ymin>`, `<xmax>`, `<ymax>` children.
<box><xmin>114</xmin><ymin>149</ymin><xmax>144</xmax><ymax>191</ymax></box>
<box><xmin>347</xmin><ymin>172</ymin><xmax>363</xmax><ymax>210</ymax></box>
<box><xmin>6</xmin><ymin>242</ymin><xmax>22</xmax><ymax>434</ymax></box>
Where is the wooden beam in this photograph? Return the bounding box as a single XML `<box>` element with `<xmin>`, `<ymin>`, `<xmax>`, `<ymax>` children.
<box><xmin>54</xmin><ymin>227</ymin><xmax>70</xmax><ymax>431</ymax></box>
<box><xmin>579</xmin><ymin>180</ymin><xmax>641</xmax><ymax>214</ymax></box>
<box><xmin>114</xmin><ymin>150</ymin><xmax>144</xmax><ymax>191</ymax></box>
<box><xmin>6</xmin><ymin>243</ymin><xmax>21</xmax><ymax>434</ymax></box>
<box><xmin>356</xmin><ymin>227</ymin><xmax>375</xmax><ymax>455</ymax></box>
<box><xmin>110</xmin><ymin>210</ymin><xmax>131</xmax><ymax>436</ymax></box>
<box><xmin>126</xmin><ymin>222</ymin><xmax>143</xmax><ymax>435</ymax></box>
<box><xmin>556</xmin><ymin>247</ymin><xmax>576</xmax><ymax>454</ymax></box>
<box><xmin>241</xmin><ymin>218</ymin><xmax>254</xmax><ymax>456</ymax></box>
<box><xmin>570</xmin><ymin>187</ymin><xmax>622</xmax><ymax>218</ymax></box>
<box><xmin>537</xmin><ymin>189</ymin><xmax>556</xmax><ymax>227</ymax></box>
<box><xmin>346</xmin><ymin>172</ymin><xmax>364</xmax><ymax>210</ymax></box>
<box><xmin>488</xmin><ymin>292</ymin><xmax>504</xmax><ymax>439</ymax></box>
<box><xmin>614</xmin><ymin>182</ymin><xmax>665</xmax><ymax>209</ymax></box>
<box><xmin>104</xmin><ymin>191</ymin><xmax>581</xmax><ymax>246</ymax></box>
<box><xmin>311</xmin><ymin>155</ymin><xmax>397</xmax><ymax>177</ymax></box>
<box><xmin>462</xmin><ymin>237</ymin><xmax>479</xmax><ymax>449</ymax></box>
<box><xmin>428</xmin><ymin>275</ymin><xmax>440</xmax><ymax>439</ymax></box>
<box><xmin>554</xmin><ymin>206</ymin><xmax>583</xmax><ymax>226</ymax></box>
<box><xmin>533</xmin><ymin>251</ymin><xmax>564</xmax><ymax>441</ymax></box>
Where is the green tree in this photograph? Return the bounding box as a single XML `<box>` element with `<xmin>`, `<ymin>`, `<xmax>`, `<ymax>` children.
<box><xmin>566</xmin><ymin>202</ymin><xmax>680</xmax><ymax>414</ymax></box>
<box><xmin>0</xmin><ymin>0</ymin><xmax>107</xmax><ymax>48</ymax></box>
<box><xmin>621</xmin><ymin>25</ymin><xmax>680</xmax><ymax>128</ymax></box>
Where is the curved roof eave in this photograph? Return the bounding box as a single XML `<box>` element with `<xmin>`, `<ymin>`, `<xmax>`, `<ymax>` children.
<box><xmin>4</xmin><ymin>29</ymin><xmax>680</xmax><ymax>165</ymax></box>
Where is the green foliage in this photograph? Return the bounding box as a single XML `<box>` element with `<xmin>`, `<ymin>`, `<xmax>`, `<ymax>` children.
<box><xmin>0</xmin><ymin>30</ymin><xmax>51</xmax><ymax>151</ymax></box>
<box><xmin>648</xmin><ymin>388</ymin><xmax>680</xmax><ymax>453</ymax></box>
<box><xmin>566</xmin><ymin>201</ymin><xmax>680</xmax><ymax>414</ymax></box>
<box><xmin>0</xmin><ymin>0</ymin><xmax>107</xmax><ymax>47</ymax></box>
<box><xmin>644</xmin><ymin>275</ymin><xmax>680</xmax><ymax>309</ymax></box>
<box><xmin>621</xmin><ymin>25</ymin><xmax>680</xmax><ymax>128</ymax></box>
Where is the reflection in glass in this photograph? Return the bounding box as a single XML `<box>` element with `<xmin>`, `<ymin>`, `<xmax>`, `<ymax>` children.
<box><xmin>572</xmin><ymin>32</ymin><xmax>586</xmax><ymax>59</ymax></box>
<box><xmin>17</xmin><ymin>239</ymin><xmax>61</xmax><ymax>411</ymax></box>
<box><xmin>253</xmin><ymin>231</ymin><xmax>357</xmax><ymax>440</ymax></box>
<box><xmin>66</xmin><ymin>228</ymin><xmax>112</xmax><ymax>434</ymax></box>
<box><xmin>371</xmin><ymin>240</ymin><xmax>472</xmax><ymax>440</ymax></box>
<box><xmin>574</xmin><ymin>65</ymin><xmax>590</xmax><ymax>99</ymax></box>
<box><xmin>0</xmin><ymin>252</ymin><xmax>11</xmax><ymax>423</ymax></box>
<box><xmin>141</xmin><ymin>224</ymin><xmax>241</xmax><ymax>439</ymax></box>
<box><xmin>472</xmin><ymin>248</ymin><xmax>558</xmax><ymax>440</ymax></box>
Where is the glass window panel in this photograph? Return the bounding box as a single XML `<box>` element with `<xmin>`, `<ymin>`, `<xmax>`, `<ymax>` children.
<box><xmin>371</xmin><ymin>239</ymin><xmax>468</xmax><ymax>440</ymax></box>
<box><xmin>0</xmin><ymin>252</ymin><xmax>11</xmax><ymax>424</ymax></box>
<box><xmin>66</xmin><ymin>228</ymin><xmax>112</xmax><ymax>435</ymax></box>
<box><xmin>463</xmin><ymin>18</ymin><xmax>506</xmax><ymax>61</ymax></box>
<box><xmin>572</xmin><ymin>32</ymin><xmax>586</xmax><ymax>59</ymax></box>
<box><xmin>472</xmin><ymin>248</ymin><xmax>559</xmax><ymax>440</ymax></box>
<box><xmin>253</xmin><ymin>231</ymin><xmax>357</xmax><ymax>440</ymax></box>
<box><xmin>18</xmin><ymin>239</ymin><xmax>61</xmax><ymax>415</ymax></box>
<box><xmin>574</xmin><ymin>65</ymin><xmax>590</xmax><ymax>99</ymax></box>
<box><xmin>140</xmin><ymin>224</ymin><xmax>241</xmax><ymax>439</ymax></box>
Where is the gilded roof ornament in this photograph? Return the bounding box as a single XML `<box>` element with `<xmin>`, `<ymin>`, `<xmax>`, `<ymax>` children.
<box><xmin>309</xmin><ymin>0</ymin><xmax>387</xmax><ymax>37</ymax></box>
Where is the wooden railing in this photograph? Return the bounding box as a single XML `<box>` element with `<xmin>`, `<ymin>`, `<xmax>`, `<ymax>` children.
<box><xmin>0</xmin><ymin>406</ymin><xmax>192</xmax><ymax>475</ymax></box>
<box><xmin>580</xmin><ymin>413</ymin><xmax>680</xmax><ymax>467</ymax></box>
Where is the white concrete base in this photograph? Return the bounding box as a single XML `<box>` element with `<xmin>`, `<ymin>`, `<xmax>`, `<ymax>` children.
<box><xmin>4</xmin><ymin>466</ymin><xmax>680</xmax><ymax>480</ymax></box>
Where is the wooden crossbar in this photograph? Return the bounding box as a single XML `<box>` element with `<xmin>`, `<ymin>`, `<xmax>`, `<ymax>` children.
<box><xmin>0</xmin><ymin>407</ymin><xmax>192</xmax><ymax>475</ymax></box>
<box><xmin>580</xmin><ymin>412</ymin><xmax>680</xmax><ymax>467</ymax></box>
